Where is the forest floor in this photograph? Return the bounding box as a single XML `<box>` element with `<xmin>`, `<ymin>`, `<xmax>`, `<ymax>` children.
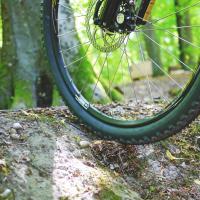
<box><xmin>0</xmin><ymin>106</ymin><xmax>200</xmax><ymax>200</ymax></box>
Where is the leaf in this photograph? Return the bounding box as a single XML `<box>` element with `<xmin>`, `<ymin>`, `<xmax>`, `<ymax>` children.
<box><xmin>149</xmin><ymin>186</ymin><xmax>156</xmax><ymax>192</ymax></box>
<box><xmin>166</xmin><ymin>150</ymin><xmax>177</xmax><ymax>161</ymax></box>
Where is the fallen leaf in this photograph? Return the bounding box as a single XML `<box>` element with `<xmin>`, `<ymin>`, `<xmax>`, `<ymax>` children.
<box><xmin>166</xmin><ymin>150</ymin><xmax>177</xmax><ymax>161</ymax></box>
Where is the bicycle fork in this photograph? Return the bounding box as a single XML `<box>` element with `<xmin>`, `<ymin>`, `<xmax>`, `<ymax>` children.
<box><xmin>96</xmin><ymin>0</ymin><xmax>156</xmax><ymax>28</ymax></box>
<box><xmin>136</xmin><ymin>0</ymin><xmax>156</xmax><ymax>25</ymax></box>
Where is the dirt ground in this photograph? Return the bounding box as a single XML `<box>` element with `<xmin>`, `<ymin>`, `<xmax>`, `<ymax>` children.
<box><xmin>0</xmin><ymin>107</ymin><xmax>199</xmax><ymax>200</ymax></box>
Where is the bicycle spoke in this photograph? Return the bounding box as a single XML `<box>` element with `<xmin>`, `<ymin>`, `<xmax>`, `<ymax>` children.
<box><xmin>52</xmin><ymin>0</ymin><xmax>199</xmax><ymax>122</ymax></box>
<box><xmin>58</xmin><ymin>3</ymin><xmax>84</xmax><ymax>14</ymax></box>
<box><xmin>108</xmin><ymin>38</ymin><xmax>129</xmax><ymax>96</ymax></box>
<box><xmin>136</xmin><ymin>25</ymin><xmax>200</xmax><ymax>32</ymax></box>
<box><xmin>106</xmin><ymin>55</ymin><xmax>112</xmax><ymax>100</ymax></box>
<box><xmin>80</xmin><ymin>53</ymin><xmax>101</xmax><ymax>95</ymax></box>
<box><xmin>56</xmin><ymin>14</ymin><xmax>86</xmax><ymax>21</ymax></box>
<box><xmin>135</xmin><ymin>16</ymin><xmax>200</xmax><ymax>50</ymax></box>
<box><xmin>60</xmin><ymin>35</ymin><xmax>101</xmax><ymax>53</ymax></box>
<box><xmin>65</xmin><ymin>50</ymin><xmax>93</xmax><ymax>69</ymax></box>
<box><xmin>125</xmin><ymin>45</ymin><xmax>170</xmax><ymax>104</ymax></box>
<box><xmin>150</xmin><ymin>1</ymin><xmax>200</xmax><ymax>24</ymax></box>
<box><xmin>149</xmin><ymin>57</ymin><xmax>183</xmax><ymax>89</ymax></box>
<box><xmin>57</xmin><ymin>28</ymin><xmax>83</xmax><ymax>37</ymax></box>
<box><xmin>141</xmin><ymin>31</ymin><xmax>195</xmax><ymax>72</ymax></box>
<box><xmin>149</xmin><ymin>81</ymin><xmax>170</xmax><ymax>104</ymax></box>
<box><xmin>124</xmin><ymin>49</ymin><xmax>139</xmax><ymax>104</ymax></box>
<box><xmin>136</xmin><ymin>32</ymin><xmax>154</xmax><ymax>102</ymax></box>
<box><xmin>91</xmin><ymin>53</ymin><xmax>109</xmax><ymax>101</ymax></box>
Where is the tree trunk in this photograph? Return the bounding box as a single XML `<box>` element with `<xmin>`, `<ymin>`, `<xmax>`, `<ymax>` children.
<box><xmin>174</xmin><ymin>0</ymin><xmax>193</xmax><ymax>70</ymax></box>
<box><xmin>0</xmin><ymin>0</ymin><xmax>15</xmax><ymax>109</ymax></box>
<box><xmin>143</xmin><ymin>23</ymin><xmax>164</xmax><ymax>76</ymax></box>
<box><xmin>36</xmin><ymin>69</ymin><xmax>54</xmax><ymax>107</ymax></box>
<box><xmin>1</xmin><ymin>0</ymin><xmax>121</xmax><ymax>109</ymax></box>
<box><xmin>1</xmin><ymin>0</ymin><xmax>54</xmax><ymax>109</ymax></box>
<box><xmin>23</xmin><ymin>0</ymin><xmax>54</xmax><ymax>107</ymax></box>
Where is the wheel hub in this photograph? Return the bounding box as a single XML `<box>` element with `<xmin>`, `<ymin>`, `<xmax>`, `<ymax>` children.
<box><xmin>93</xmin><ymin>0</ymin><xmax>136</xmax><ymax>34</ymax></box>
<box><xmin>86</xmin><ymin>0</ymin><xmax>137</xmax><ymax>52</ymax></box>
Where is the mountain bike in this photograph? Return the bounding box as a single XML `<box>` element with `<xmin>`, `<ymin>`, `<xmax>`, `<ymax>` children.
<box><xmin>42</xmin><ymin>0</ymin><xmax>200</xmax><ymax>144</ymax></box>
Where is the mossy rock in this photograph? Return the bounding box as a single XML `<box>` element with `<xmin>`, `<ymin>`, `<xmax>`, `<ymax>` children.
<box><xmin>95</xmin><ymin>182</ymin><xmax>142</xmax><ymax>200</ymax></box>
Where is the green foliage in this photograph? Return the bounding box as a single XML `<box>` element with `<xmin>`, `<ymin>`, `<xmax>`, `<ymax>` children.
<box><xmin>96</xmin><ymin>188</ymin><xmax>121</xmax><ymax>200</ymax></box>
<box><xmin>76</xmin><ymin>0</ymin><xmax>199</xmax><ymax>86</ymax></box>
<box><xmin>0</xmin><ymin>4</ymin><xmax>2</xmax><ymax>48</ymax></box>
<box><xmin>0</xmin><ymin>18</ymin><xmax>2</xmax><ymax>48</ymax></box>
<box><xmin>11</xmin><ymin>81</ymin><xmax>35</xmax><ymax>109</ymax></box>
<box><xmin>1</xmin><ymin>0</ymin><xmax>199</xmax><ymax>108</ymax></box>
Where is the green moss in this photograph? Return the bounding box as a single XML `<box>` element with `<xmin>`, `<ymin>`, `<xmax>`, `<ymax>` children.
<box><xmin>96</xmin><ymin>188</ymin><xmax>121</xmax><ymax>200</ymax></box>
<box><xmin>100</xmin><ymin>79</ymin><xmax>123</xmax><ymax>102</ymax></box>
<box><xmin>59</xmin><ymin>197</ymin><xmax>69</xmax><ymax>200</ymax></box>
<box><xmin>12</xmin><ymin>80</ymin><xmax>35</xmax><ymax>108</ymax></box>
<box><xmin>190</xmin><ymin>124</ymin><xmax>200</xmax><ymax>136</ymax></box>
<box><xmin>52</xmin><ymin>87</ymin><xmax>63</xmax><ymax>106</ymax></box>
<box><xmin>0</xmin><ymin>14</ymin><xmax>2</xmax><ymax>48</ymax></box>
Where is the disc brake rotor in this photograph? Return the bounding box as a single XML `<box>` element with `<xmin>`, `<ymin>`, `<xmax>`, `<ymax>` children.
<box><xmin>86</xmin><ymin>0</ymin><xmax>127</xmax><ymax>53</ymax></box>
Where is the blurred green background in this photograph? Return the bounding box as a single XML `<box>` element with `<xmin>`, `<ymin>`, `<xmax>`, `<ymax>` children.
<box><xmin>0</xmin><ymin>0</ymin><xmax>199</xmax><ymax>109</ymax></box>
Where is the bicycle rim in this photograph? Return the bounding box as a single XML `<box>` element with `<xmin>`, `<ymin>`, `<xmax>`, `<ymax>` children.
<box><xmin>50</xmin><ymin>0</ymin><xmax>200</xmax><ymax>127</ymax></box>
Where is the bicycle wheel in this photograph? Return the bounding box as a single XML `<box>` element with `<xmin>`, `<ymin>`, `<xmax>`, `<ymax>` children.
<box><xmin>42</xmin><ymin>0</ymin><xmax>200</xmax><ymax>144</ymax></box>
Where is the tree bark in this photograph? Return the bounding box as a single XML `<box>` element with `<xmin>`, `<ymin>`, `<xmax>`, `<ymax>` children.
<box><xmin>0</xmin><ymin>0</ymin><xmax>15</xmax><ymax>109</ymax></box>
<box><xmin>36</xmin><ymin>69</ymin><xmax>54</xmax><ymax>107</ymax></box>
<box><xmin>1</xmin><ymin>0</ymin><xmax>122</xmax><ymax>109</ymax></box>
<box><xmin>174</xmin><ymin>0</ymin><xmax>194</xmax><ymax>70</ymax></box>
<box><xmin>143</xmin><ymin>23</ymin><xmax>164</xmax><ymax>76</ymax></box>
<box><xmin>1</xmin><ymin>0</ymin><xmax>54</xmax><ymax>109</ymax></box>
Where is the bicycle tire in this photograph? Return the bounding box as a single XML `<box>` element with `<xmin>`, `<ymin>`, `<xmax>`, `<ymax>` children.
<box><xmin>42</xmin><ymin>0</ymin><xmax>200</xmax><ymax>144</ymax></box>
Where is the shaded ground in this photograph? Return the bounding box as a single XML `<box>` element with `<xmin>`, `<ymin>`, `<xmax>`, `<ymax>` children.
<box><xmin>0</xmin><ymin>107</ymin><xmax>200</xmax><ymax>200</ymax></box>
<box><xmin>95</xmin><ymin>71</ymin><xmax>191</xmax><ymax>120</ymax></box>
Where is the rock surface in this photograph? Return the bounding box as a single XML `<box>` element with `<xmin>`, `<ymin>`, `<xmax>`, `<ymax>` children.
<box><xmin>0</xmin><ymin>107</ymin><xmax>199</xmax><ymax>200</ymax></box>
<box><xmin>0</xmin><ymin>109</ymin><xmax>141</xmax><ymax>200</ymax></box>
